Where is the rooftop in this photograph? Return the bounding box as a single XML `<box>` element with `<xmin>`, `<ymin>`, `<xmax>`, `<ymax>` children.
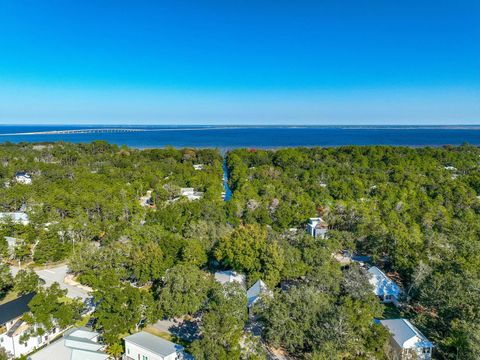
<box><xmin>124</xmin><ymin>331</ymin><xmax>184</xmax><ymax>357</ymax></box>
<box><xmin>0</xmin><ymin>292</ymin><xmax>35</xmax><ymax>326</ymax></box>
<box><xmin>380</xmin><ymin>319</ymin><xmax>432</xmax><ymax>349</ymax></box>
<box><xmin>214</xmin><ymin>270</ymin><xmax>246</xmax><ymax>286</ymax></box>
<box><xmin>247</xmin><ymin>279</ymin><xmax>272</xmax><ymax>307</ymax></box>
<box><xmin>368</xmin><ymin>266</ymin><xmax>401</xmax><ymax>297</ymax></box>
<box><xmin>28</xmin><ymin>327</ymin><xmax>108</xmax><ymax>360</ymax></box>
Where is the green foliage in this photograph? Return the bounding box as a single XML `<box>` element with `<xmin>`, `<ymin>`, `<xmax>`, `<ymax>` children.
<box><xmin>93</xmin><ymin>278</ymin><xmax>156</xmax><ymax>345</ymax></box>
<box><xmin>215</xmin><ymin>225</ymin><xmax>284</xmax><ymax>287</ymax></box>
<box><xmin>227</xmin><ymin>145</ymin><xmax>480</xmax><ymax>358</ymax></box>
<box><xmin>14</xmin><ymin>269</ymin><xmax>40</xmax><ymax>295</ymax></box>
<box><xmin>24</xmin><ymin>283</ymin><xmax>84</xmax><ymax>333</ymax></box>
<box><xmin>0</xmin><ymin>261</ymin><xmax>13</xmax><ymax>299</ymax></box>
<box><xmin>190</xmin><ymin>282</ymin><xmax>248</xmax><ymax>360</ymax></box>
<box><xmin>157</xmin><ymin>264</ymin><xmax>213</xmax><ymax>318</ymax></box>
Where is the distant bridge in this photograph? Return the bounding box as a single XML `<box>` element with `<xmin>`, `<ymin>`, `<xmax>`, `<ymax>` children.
<box><xmin>0</xmin><ymin>128</ymin><xmax>150</xmax><ymax>136</ymax></box>
<box><xmin>0</xmin><ymin>126</ymin><xmax>242</xmax><ymax>136</ymax></box>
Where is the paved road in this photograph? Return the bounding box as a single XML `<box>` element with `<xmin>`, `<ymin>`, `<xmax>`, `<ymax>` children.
<box><xmin>10</xmin><ymin>264</ymin><xmax>90</xmax><ymax>300</ymax></box>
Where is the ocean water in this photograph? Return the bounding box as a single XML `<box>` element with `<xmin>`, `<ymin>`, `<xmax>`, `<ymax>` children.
<box><xmin>0</xmin><ymin>125</ymin><xmax>480</xmax><ymax>148</ymax></box>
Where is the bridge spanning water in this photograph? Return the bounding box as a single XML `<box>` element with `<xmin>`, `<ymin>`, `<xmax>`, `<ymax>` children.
<box><xmin>1</xmin><ymin>128</ymin><xmax>149</xmax><ymax>136</ymax></box>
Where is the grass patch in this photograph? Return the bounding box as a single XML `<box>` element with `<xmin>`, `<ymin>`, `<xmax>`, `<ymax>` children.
<box><xmin>0</xmin><ymin>290</ymin><xmax>19</xmax><ymax>305</ymax></box>
<box><xmin>381</xmin><ymin>303</ymin><xmax>402</xmax><ymax>319</ymax></box>
<box><xmin>75</xmin><ymin>315</ymin><xmax>90</xmax><ymax>328</ymax></box>
<box><xmin>143</xmin><ymin>326</ymin><xmax>173</xmax><ymax>341</ymax></box>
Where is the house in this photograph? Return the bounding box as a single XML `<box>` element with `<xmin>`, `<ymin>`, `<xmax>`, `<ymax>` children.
<box><xmin>0</xmin><ymin>212</ymin><xmax>29</xmax><ymax>225</ymax></box>
<box><xmin>306</xmin><ymin>217</ymin><xmax>328</xmax><ymax>239</ymax></box>
<box><xmin>380</xmin><ymin>319</ymin><xmax>433</xmax><ymax>360</ymax></box>
<box><xmin>124</xmin><ymin>331</ymin><xmax>188</xmax><ymax>360</ymax></box>
<box><xmin>444</xmin><ymin>166</ymin><xmax>457</xmax><ymax>171</ymax></box>
<box><xmin>15</xmin><ymin>172</ymin><xmax>32</xmax><ymax>185</ymax></box>
<box><xmin>368</xmin><ymin>266</ymin><xmax>401</xmax><ymax>305</ymax></box>
<box><xmin>246</xmin><ymin>280</ymin><xmax>272</xmax><ymax>316</ymax></box>
<box><xmin>28</xmin><ymin>327</ymin><xmax>109</xmax><ymax>360</ymax></box>
<box><xmin>0</xmin><ymin>292</ymin><xmax>58</xmax><ymax>359</ymax></box>
<box><xmin>180</xmin><ymin>188</ymin><xmax>203</xmax><ymax>201</ymax></box>
<box><xmin>214</xmin><ymin>270</ymin><xmax>246</xmax><ymax>287</ymax></box>
<box><xmin>193</xmin><ymin>164</ymin><xmax>204</xmax><ymax>171</ymax></box>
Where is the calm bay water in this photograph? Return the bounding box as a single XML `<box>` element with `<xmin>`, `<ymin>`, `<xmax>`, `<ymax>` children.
<box><xmin>0</xmin><ymin>125</ymin><xmax>480</xmax><ymax>148</ymax></box>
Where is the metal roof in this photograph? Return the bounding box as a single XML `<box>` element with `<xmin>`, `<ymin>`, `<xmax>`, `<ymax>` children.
<box><xmin>124</xmin><ymin>331</ymin><xmax>184</xmax><ymax>357</ymax></box>
<box><xmin>380</xmin><ymin>319</ymin><xmax>432</xmax><ymax>349</ymax></box>
<box><xmin>368</xmin><ymin>266</ymin><xmax>401</xmax><ymax>297</ymax></box>
<box><xmin>0</xmin><ymin>292</ymin><xmax>35</xmax><ymax>325</ymax></box>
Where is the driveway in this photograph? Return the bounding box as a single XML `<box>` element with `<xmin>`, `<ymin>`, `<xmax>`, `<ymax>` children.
<box><xmin>152</xmin><ymin>317</ymin><xmax>200</xmax><ymax>342</ymax></box>
<box><xmin>10</xmin><ymin>264</ymin><xmax>90</xmax><ymax>300</ymax></box>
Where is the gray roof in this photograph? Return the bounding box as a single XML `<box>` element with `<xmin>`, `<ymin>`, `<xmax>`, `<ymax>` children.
<box><xmin>247</xmin><ymin>280</ymin><xmax>272</xmax><ymax>307</ymax></box>
<box><xmin>124</xmin><ymin>331</ymin><xmax>184</xmax><ymax>357</ymax></box>
<box><xmin>0</xmin><ymin>292</ymin><xmax>35</xmax><ymax>325</ymax></box>
<box><xmin>214</xmin><ymin>270</ymin><xmax>246</xmax><ymax>286</ymax></box>
<box><xmin>28</xmin><ymin>327</ymin><xmax>108</xmax><ymax>360</ymax></box>
<box><xmin>380</xmin><ymin>319</ymin><xmax>432</xmax><ymax>349</ymax></box>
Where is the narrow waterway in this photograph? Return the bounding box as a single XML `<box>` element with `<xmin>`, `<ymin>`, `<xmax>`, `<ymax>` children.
<box><xmin>223</xmin><ymin>158</ymin><xmax>232</xmax><ymax>201</ymax></box>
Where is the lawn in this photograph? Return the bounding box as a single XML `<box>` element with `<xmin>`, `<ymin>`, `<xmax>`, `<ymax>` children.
<box><xmin>0</xmin><ymin>290</ymin><xmax>19</xmax><ymax>305</ymax></box>
<box><xmin>380</xmin><ymin>303</ymin><xmax>402</xmax><ymax>319</ymax></box>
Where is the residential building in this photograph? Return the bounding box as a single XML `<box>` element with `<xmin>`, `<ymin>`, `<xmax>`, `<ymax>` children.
<box><xmin>306</xmin><ymin>217</ymin><xmax>328</xmax><ymax>239</ymax></box>
<box><xmin>246</xmin><ymin>280</ymin><xmax>272</xmax><ymax>316</ymax></box>
<box><xmin>0</xmin><ymin>293</ymin><xmax>57</xmax><ymax>359</ymax></box>
<box><xmin>380</xmin><ymin>319</ymin><xmax>433</xmax><ymax>360</ymax></box>
<box><xmin>28</xmin><ymin>327</ymin><xmax>109</xmax><ymax>360</ymax></box>
<box><xmin>180</xmin><ymin>188</ymin><xmax>203</xmax><ymax>201</ymax></box>
<box><xmin>15</xmin><ymin>172</ymin><xmax>32</xmax><ymax>185</ymax></box>
<box><xmin>124</xmin><ymin>331</ymin><xmax>187</xmax><ymax>360</ymax></box>
<box><xmin>214</xmin><ymin>270</ymin><xmax>246</xmax><ymax>287</ymax></box>
<box><xmin>0</xmin><ymin>212</ymin><xmax>29</xmax><ymax>225</ymax></box>
<box><xmin>192</xmin><ymin>164</ymin><xmax>204</xmax><ymax>171</ymax></box>
<box><xmin>368</xmin><ymin>266</ymin><xmax>401</xmax><ymax>305</ymax></box>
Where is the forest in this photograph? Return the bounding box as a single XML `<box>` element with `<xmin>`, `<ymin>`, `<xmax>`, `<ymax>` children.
<box><xmin>1</xmin><ymin>142</ymin><xmax>479</xmax><ymax>359</ymax></box>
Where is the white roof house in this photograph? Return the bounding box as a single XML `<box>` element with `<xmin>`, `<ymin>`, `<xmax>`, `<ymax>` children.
<box><xmin>306</xmin><ymin>217</ymin><xmax>328</xmax><ymax>239</ymax></box>
<box><xmin>180</xmin><ymin>188</ymin><xmax>203</xmax><ymax>201</ymax></box>
<box><xmin>247</xmin><ymin>280</ymin><xmax>272</xmax><ymax>309</ymax></box>
<box><xmin>193</xmin><ymin>164</ymin><xmax>204</xmax><ymax>171</ymax></box>
<box><xmin>368</xmin><ymin>266</ymin><xmax>401</xmax><ymax>304</ymax></box>
<box><xmin>0</xmin><ymin>212</ymin><xmax>29</xmax><ymax>225</ymax></box>
<box><xmin>380</xmin><ymin>319</ymin><xmax>433</xmax><ymax>360</ymax></box>
<box><xmin>15</xmin><ymin>172</ymin><xmax>32</xmax><ymax>185</ymax></box>
<box><xmin>28</xmin><ymin>327</ymin><xmax>109</xmax><ymax>360</ymax></box>
<box><xmin>124</xmin><ymin>331</ymin><xmax>188</xmax><ymax>360</ymax></box>
<box><xmin>214</xmin><ymin>270</ymin><xmax>246</xmax><ymax>287</ymax></box>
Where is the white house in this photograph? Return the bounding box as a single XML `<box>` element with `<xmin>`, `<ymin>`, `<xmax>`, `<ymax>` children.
<box><xmin>28</xmin><ymin>327</ymin><xmax>109</xmax><ymax>360</ymax></box>
<box><xmin>214</xmin><ymin>270</ymin><xmax>246</xmax><ymax>287</ymax></box>
<box><xmin>192</xmin><ymin>164</ymin><xmax>204</xmax><ymax>171</ymax></box>
<box><xmin>15</xmin><ymin>172</ymin><xmax>32</xmax><ymax>185</ymax></box>
<box><xmin>180</xmin><ymin>188</ymin><xmax>203</xmax><ymax>201</ymax></box>
<box><xmin>368</xmin><ymin>266</ymin><xmax>401</xmax><ymax>305</ymax></box>
<box><xmin>124</xmin><ymin>331</ymin><xmax>187</xmax><ymax>360</ymax></box>
<box><xmin>0</xmin><ymin>212</ymin><xmax>29</xmax><ymax>225</ymax></box>
<box><xmin>380</xmin><ymin>319</ymin><xmax>433</xmax><ymax>360</ymax></box>
<box><xmin>0</xmin><ymin>293</ymin><xmax>58</xmax><ymax>359</ymax></box>
<box><xmin>306</xmin><ymin>217</ymin><xmax>328</xmax><ymax>239</ymax></box>
<box><xmin>246</xmin><ymin>280</ymin><xmax>272</xmax><ymax>316</ymax></box>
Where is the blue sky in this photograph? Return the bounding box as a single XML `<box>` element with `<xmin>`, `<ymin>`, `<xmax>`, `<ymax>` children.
<box><xmin>0</xmin><ymin>0</ymin><xmax>479</xmax><ymax>125</ymax></box>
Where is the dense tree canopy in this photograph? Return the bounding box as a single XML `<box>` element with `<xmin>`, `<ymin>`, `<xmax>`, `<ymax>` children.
<box><xmin>1</xmin><ymin>143</ymin><xmax>479</xmax><ymax>359</ymax></box>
